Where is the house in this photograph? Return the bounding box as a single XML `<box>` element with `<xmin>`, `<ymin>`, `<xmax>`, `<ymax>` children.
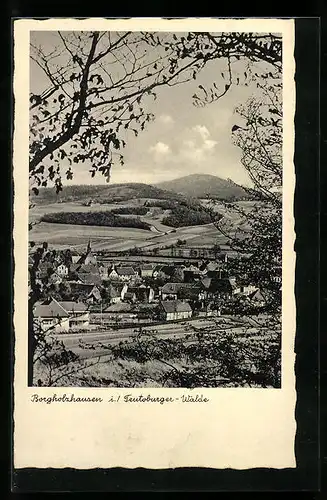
<box><xmin>78</xmin><ymin>263</ymin><xmax>99</xmax><ymax>275</ymax></box>
<box><xmin>108</xmin><ymin>265</ymin><xmax>119</xmax><ymax>280</ymax></box>
<box><xmin>160</xmin><ymin>300</ymin><xmax>192</xmax><ymax>321</ymax></box>
<box><xmin>124</xmin><ymin>291</ymin><xmax>137</xmax><ymax>303</ymax></box>
<box><xmin>33</xmin><ymin>299</ymin><xmax>70</xmax><ymax>332</ymax></box>
<box><xmin>127</xmin><ymin>285</ymin><xmax>155</xmax><ymax>303</ymax></box>
<box><xmin>58</xmin><ymin>301</ymin><xmax>90</xmax><ymax>329</ymax></box>
<box><xmin>200</xmin><ymin>277</ymin><xmax>240</xmax><ymax>299</ymax></box>
<box><xmin>107</xmin><ymin>282</ymin><xmax>128</xmax><ymax>303</ymax></box>
<box><xmin>113</xmin><ymin>266</ymin><xmax>137</xmax><ymax>282</ymax></box>
<box><xmin>248</xmin><ymin>289</ymin><xmax>266</xmax><ymax>307</ymax></box>
<box><xmin>56</xmin><ymin>263</ymin><xmax>69</xmax><ymax>278</ymax></box>
<box><xmin>155</xmin><ymin>265</ymin><xmax>175</xmax><ymax>280</ymax></box>
<box><xmin>103</xmin><ymin>302</ymin><xmax>137</xmax><ymax>322</ymax></box>
<box><xmin>152</xmin><ymin>265</ymin><xmax>163</xmax><ymax>278</ymax></box>
<box><xmin>98</xmin><ymin>264</ymin><xmax>109</xmax><ymax>280</ymax></box>
<box><xmin>140</xmin><ymin>263</ymin><xmax>154</xmax><ymax>278</ymax></box>
<box><xmin>76</xmin><ymin>272</ymin><xmax>102</xmax><ymax>287</ymax></box>
<box><xmin>160</xmin><ymin>283</ymin><xmax>204</xmax><ymax>302</ymax></box>
<box><xmin>48</xmin><ymin>272</ymin><xmax>63</xmax><ymax>285</ymax></box>
<box><xmin>239</xmin><ymin>284</ymin><xmax>258</xmax><ymax>296</ymax></box>
<box><xmin>33</xmin><ymin>298</ymin><xmax>90</xmax><ymax>332</ymax></box>
<box><xmin>86</xmin><ymin>285</ymin><xmax>102</xmax><ymax>304</ymax></box>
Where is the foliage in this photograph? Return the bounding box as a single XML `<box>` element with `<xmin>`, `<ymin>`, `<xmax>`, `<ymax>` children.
<box><xmin>40</xmin><ymin>210</ymin><xmax>151</xmax><ymax>230</ymax></box>
<box><xmin>105</xmin><ymin>321</ymin><xmax>281</xmax><ymax>388</ymax></box>
<box><xmin>110</xmin><ymin>206</ymin><xmax>148</xmax><ymax>215</ymax></box>
<box><xmin>162</xmin><ymin>205</ymin><xmax>220</xmax><ymax>228</ymax></box>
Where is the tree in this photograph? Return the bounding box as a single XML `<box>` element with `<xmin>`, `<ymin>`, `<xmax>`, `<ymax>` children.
<box><xmin>29</xmin><ymin>31</ymin><xmax>282</xmax><ymax>192</ymax></box>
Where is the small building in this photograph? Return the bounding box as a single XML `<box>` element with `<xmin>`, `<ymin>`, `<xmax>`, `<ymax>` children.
<box><xmin>160</xmin><ymin>300</ymin><xmax>192</xmax><ymax>321</ymax></box>
<box><xmin>127</xmin><ymin>285</ymin><xmax>155</xmax><ymax>303</ymax></box>
<box><xmin>56</xmin><ymin>263</ymin><xmax>69</xmax><ymax>277</ymax></box>
<box><xmin>98</xmin><ymin>264</ymin><xmax>109</xmax><ymax>280</ymax></box>
<box><xmin>239</xmin><ymin>284</ymin><xmax>258</xmax><ymax>296</ymax></box>
<box><xmin>107</xmin><ymin>282</ymin><xmax>128</xmax><ymax>303</ymax></box>
<box><xmin>200</xmin><ymin>277</ymin><xmax>240</xmax><ymax>299</ymax></box>
<box><xmin>48</xmin><ymin>272</ymin><xmax>63</xmax><ymax>285</ymax></box>
<box><xmin>103</xmin><ymin>302</ymin><xmax>137</xmax><ymax>322</ymax></box>
<box><xmin>76</xmin><ymin>272</ymin><xmax>102</xmax><ymax>287</ymax></box>
<box><xmin>33</xmin><ymin>298</ymin><xmax>89</xmax><ymax>332</ymax></box>
<box><xmin>58</xmin><ymin>301</ymin><xmax>90</xmax><ymax>329</ymax></box>
<box><xmin>86</xmin><ymin>285</ymin><xmax>102</xmax><ymax>304</ymax></box>
<box><xmin>248</xmin><ymin>289</ymin><xmax>266</xmax><ymax>307</ymax></box>
<box><xmin>161</xmin><ymin>283</ymin><xmax>204</xmax><ymax>302</ymax></box>
<box><xmin>114</xmin><ymin>266</ymin><xmax>137</xmax><ymax>282</ymax></box>
<box><xmin>140</xmin><ymin>263</ymin><xmax>154</xmax><ymax>278</ymax></box>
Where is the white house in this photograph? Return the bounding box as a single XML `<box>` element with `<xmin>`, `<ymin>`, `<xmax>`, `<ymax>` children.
<box><xmin>56</xmin><ymin>263</ymin><xmax>69</xmax><ymax>277</ymax></box>
<box><xmin>140</xmin><ymin>263</ymin><xmax>154</xmax><ymax>278</ymax></box>
<box><xmin>33</xmin><ymin>298</ymin><xmax>90</xmax><ymax>332</ymax></box>
<box><xmin>160</xmin><ymin>300</ymin><xmax>192</xmax><ymax>321</ymax></box>
<box><xmin>110</xmin><ymin>266</ymin><xmax>137</xmax><ymax>282</ymax></box>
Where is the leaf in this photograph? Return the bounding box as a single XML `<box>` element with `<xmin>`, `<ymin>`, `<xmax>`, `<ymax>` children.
<box><xmin>225</xmin><ymin>84</ymin><xmax>231</xmax><ymax>92</ymax></box>
<box><xmin>231</xmin><ymin>125</ymin><xmax>241</xmax><ymax>132</ymax></box>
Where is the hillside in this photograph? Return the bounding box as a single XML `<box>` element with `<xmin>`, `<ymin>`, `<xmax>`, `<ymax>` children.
<box><xmin>30</xmin><ymin>183</ymin><xmax>185</xmax><ymax>205</ymax></box>
<box><xmin>156</xmin><ymin>174</ymin><xmax>251</xmax><ymax>200</ymax></box>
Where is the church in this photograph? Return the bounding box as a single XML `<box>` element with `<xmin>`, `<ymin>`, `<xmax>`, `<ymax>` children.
<box><xmin>77</xmin><ymin>241</ymin><xmax>97</xmax><ymax>266</ymax></box>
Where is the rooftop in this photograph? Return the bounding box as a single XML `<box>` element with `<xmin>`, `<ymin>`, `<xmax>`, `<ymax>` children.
<box><xmin>161</xmin><ymin>300</ymin><xmax>192</xmax><ymax>314</ymax></box>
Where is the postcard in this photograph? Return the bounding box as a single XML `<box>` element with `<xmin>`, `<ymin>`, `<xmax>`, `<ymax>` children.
<box><xmin>13</xmin><ymin>17</ymin><xmax>296</xmax><ymax>470</ymax></box>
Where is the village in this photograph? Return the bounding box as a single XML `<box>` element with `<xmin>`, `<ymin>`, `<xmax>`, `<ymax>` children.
<box><xmin>30</xmin><ymin>240</ymin><xmax>270</xmax><ymax>336</ymax></box>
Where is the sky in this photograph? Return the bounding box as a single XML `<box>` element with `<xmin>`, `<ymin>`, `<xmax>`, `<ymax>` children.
<box><xmin>30</xmin><ymin>31</ymin><xmax>269</xmax><ymax>188</ymax></box>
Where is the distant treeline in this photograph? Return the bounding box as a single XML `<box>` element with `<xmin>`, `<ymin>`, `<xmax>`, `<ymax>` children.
<box><xmin>41</xmin><ymin>211</ymin><xmax>151</xmax><ymax>230</ymax></box>
<box><xmin>110</xmin><ymin>206</ymin><xmax>149</xmax><ymax>215</ymax></box>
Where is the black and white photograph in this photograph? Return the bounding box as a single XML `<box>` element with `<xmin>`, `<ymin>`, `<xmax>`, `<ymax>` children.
<box><xmin>28</xmin><ymin>28</ymin><xmax>283</xmax><ymax>389</ymax></box>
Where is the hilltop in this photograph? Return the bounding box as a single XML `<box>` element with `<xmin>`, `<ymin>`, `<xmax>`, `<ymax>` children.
<box><xmin>30</xmin><ymin>183</ymin><xmax>185</xmax><ymax>205</ymax></box>
<box><xmin>156</xmin><ymin>174</ymin><xmax>251</xmax><ymax>200</ymax></box>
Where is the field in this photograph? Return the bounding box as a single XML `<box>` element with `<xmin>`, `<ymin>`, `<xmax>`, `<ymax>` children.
<box><xmin>29</xmin><ymin>199</ymin><xmax>259</xmax><ymax>253</ymax></box>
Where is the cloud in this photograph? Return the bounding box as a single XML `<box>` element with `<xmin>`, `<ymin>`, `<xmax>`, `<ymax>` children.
<box><xmin>149</xmin><ymin>141</ymin><xmax>171</xmax><ymax>162</ymax></box>
<box><xmin>203</xmin><ymin>139</ymin><xmax>218</xmax><ymax>150</ymax></box>
<box><xmin>192</xmin><ymin>124</ymin><xmax>210</xmax><ymax>141</ymax></box>
<box><xmin>149</xmin><ymin>141</ymin><xmax>171</xmax><ymax>155</ymax></box>
<box><xmin>147</xmin><ymin>125</ymin><xmax>217</xmax><ymax>168</ymax></box>
<box><xmin>177</xmin><ymin>125</ymin><xmax>217</xmax><ymax>163</ymax></box>
<box><xmin>158</xmin><ymin>114</ymin><xmax>174</xmax><ymax>125</ymax></box>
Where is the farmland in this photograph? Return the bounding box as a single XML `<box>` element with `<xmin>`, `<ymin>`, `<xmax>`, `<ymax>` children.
<box><xmin>29</xmin><ymin>198</ymin><xmax>260</xmax><ymax>253</ymax></box>
<box><xmin>29</xmin><ymin>197</ymin><xmax>233</xmax><ymax>252</ymax></box>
